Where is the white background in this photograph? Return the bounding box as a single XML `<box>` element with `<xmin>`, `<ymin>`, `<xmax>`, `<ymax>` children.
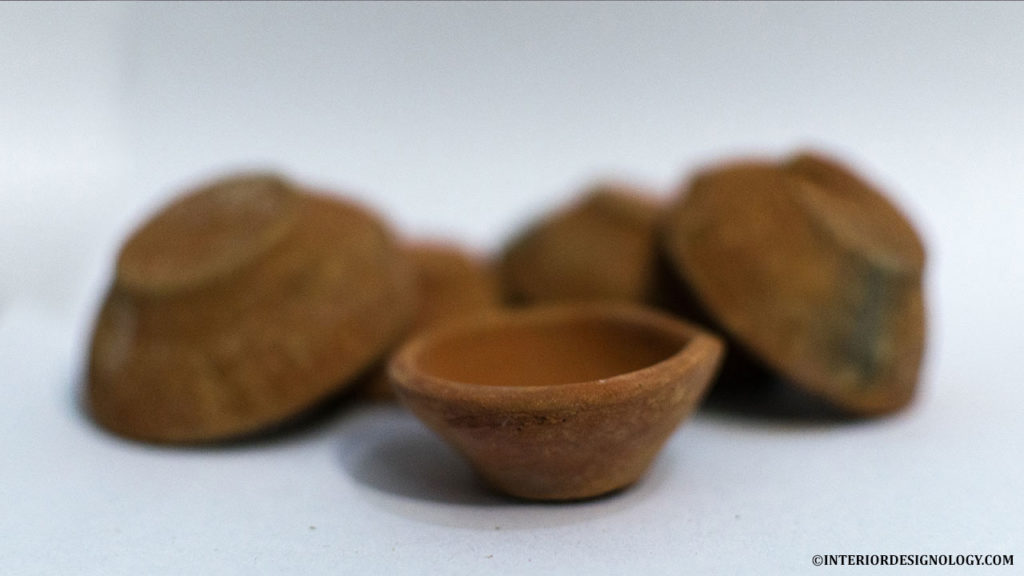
<box><xmin>2</xmin><ymin>2</ymin><xmax>1022</xmax><ymax>574</ymax></box>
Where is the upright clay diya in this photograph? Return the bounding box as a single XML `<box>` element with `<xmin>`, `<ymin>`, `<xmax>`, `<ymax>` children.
<box><xmin>87</xmin><ymin>173</ymin><xmax>415</xmax><ymax>443</ymax></box>
<box><xmin>389</xmin><ymin>304</ymin><xmax>724</xmax><ymax>501</ymax></box>
<box><xmin>661</xmin><ymin>152</ymin><xmax>926</xmax><ymax>416</ymax></box>
<box><xmin>499</xmin><ymin>183</ymin><xmax>661</xmax><ymax>305</ymax></box>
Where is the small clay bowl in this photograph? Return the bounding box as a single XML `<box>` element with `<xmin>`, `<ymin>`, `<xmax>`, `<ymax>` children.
<box><xmin>404</xmin><ymin>242</ymin><xmax>503</xmax><ymax>331</ymax></box>
<box><xmin>389</xmin><ymin>304</ymin><xmax>724</xmax><ymax>501</ymax></box>
<box><xmin>88</xmin><ymin>173</ymin><xmax>415</xmax><ymax>443</ymax></box>
<box><xmin>358</xmin><ymin>241</ymin><xmax>503</xmax><ymax>401</ymax></box>
<box><xmin>500</xmin><ymin>183</ymin><xmax>662</xmax><ymax>305</ymax></box>
<box><xmin>661</xmin><ymin>151</ymin><xmax>926</xmax><ymax>416</ymax></box>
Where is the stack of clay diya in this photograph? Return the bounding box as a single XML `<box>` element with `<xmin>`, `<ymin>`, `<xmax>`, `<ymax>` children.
<box><xmin>86</xmin><ymin>150</ymin><xmax>925</xmax><ymax>500</ymax></box>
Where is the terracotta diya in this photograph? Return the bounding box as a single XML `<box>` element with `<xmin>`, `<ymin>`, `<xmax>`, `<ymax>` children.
<box><xmin>389</xmin><ymin>304</ymin><xmax>724</xmax><ymax>501</ymax></box>
<box><xmin>403</xmin><ymin>242</ymin><xmax>503</xmax><ymax>331</ymax></box>
<box><xmin>87</xmin><ymin>173</ymin><xmax>415</xmax><ymax>443</ymax></box>
<box><xmin>500</xmin><ymin>183</ymin><xmax>661</xmax><ymax>305</ymax></box>
<box><xmin>358</xmin><ymin>241</ymin><xmax>503</xmax><ymax>401</ymax></box>
<box><xmin>661</xmin><ymin>151</ymin><xmax>926</xmax><ymax>416</ymax></box>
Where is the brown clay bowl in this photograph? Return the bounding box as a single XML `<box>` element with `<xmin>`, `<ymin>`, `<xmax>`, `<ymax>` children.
<box><xmin>661</xmin><ymin>151</ymin><xmax>926</xmax><ymax>416</ymax></box>
<box><xmin>404</xmin><ymin>242</ymin><xmax>502</xmax><ymax>327</ymax></box>
<box><xmin>357</xmin><ymin>240</ymin><xmax>503</xmax><ymax>401</ymax></box>
<box><xmin>500</xmin><ymin>183</ymin><xmax>662</xmax><ymax>305</ymax></box>
<box><xmin>388</xmin><ymin>304</ymin><xmax>724</xmax><ymax>501</ymax></box>
<box><xmin>88</xmin><ymin>173</ymin><xmax>415</xmax><ymax>443</ymax></box>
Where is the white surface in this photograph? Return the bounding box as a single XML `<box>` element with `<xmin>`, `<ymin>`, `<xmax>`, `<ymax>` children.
<box><xmin>2</xmin><ymin>2</ymin><xmax>1023</xmax><ymax>574</ymax></box>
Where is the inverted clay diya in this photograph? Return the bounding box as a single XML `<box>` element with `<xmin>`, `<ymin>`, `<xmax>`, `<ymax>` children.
<box><xmin>388</xmin><ymin>304</ymin><xmax>724</xmax><ymax>501</ymax></box>
<box><xmin>88</xmin><ymin>173</ymin><xmax>414</xmax><ymax>443</ymax></box>
<box><xmin>358</xmin><ymin>241</ymin><xmax>503</xmax><ymax>401</ymax></box>
<box><xmin>661</xmin><ymin>151</ymin><xmax>926</xmax><ymax>416</ymax></box>
<box><xmin>500</xmin><ymin>183</ymin><xmax>662</xmax><ymax>305</ymax></box>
